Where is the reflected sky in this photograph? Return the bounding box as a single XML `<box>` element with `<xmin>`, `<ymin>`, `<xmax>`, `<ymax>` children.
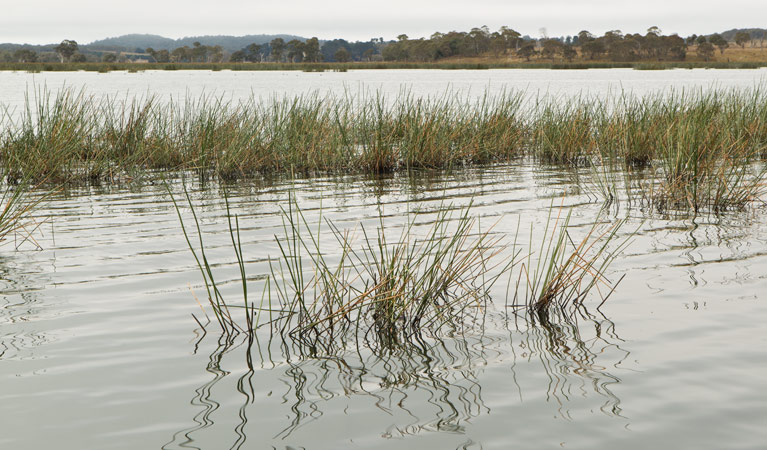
<box><xmin>1</xmin><ymin>163</ymin><xmax>766</xmax><ymax>449</ymax></box>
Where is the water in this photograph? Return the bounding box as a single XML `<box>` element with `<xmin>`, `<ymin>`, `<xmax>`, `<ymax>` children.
<box><xmin>1</xmin><ymin>71</ymin><xmax>767</xmax><ymax>449</ymax></box>
<box><xmin>1</xmin><ymin>68</ymin><xmax>767</xmax><ymax>112</ymax></box>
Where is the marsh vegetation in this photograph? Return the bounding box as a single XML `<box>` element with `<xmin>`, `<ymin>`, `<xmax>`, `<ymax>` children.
<box><xmin>2</xmin><ymin>86</ymin><xmax>765</xmax><ymax>213</ymax></box>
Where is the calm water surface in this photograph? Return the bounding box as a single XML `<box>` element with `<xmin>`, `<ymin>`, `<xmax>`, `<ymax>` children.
<box><xmin>1</xmin><ymin>68</ymin><xmax>767</xmax><ymax>110</ymax></box>
<box><xmin>1</xmin><ymin>71</ymin><xmax>766</xmax><ymax>449</ymax></box>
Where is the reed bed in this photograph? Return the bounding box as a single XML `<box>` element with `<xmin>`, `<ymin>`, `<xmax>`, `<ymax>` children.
<box><xmin>2</xmin><ymin>61</ymin><xmax>766</xmax><ymax>74</ymax></box>
<box><xmin>172</xmin><ymin>190</ymin><xmax>629</xmax><ymax>355</ymax></box>
<box><xmin>3</xmin><ymin>86</ymin><xmax>767</xmax><ymax>211</ymax></box>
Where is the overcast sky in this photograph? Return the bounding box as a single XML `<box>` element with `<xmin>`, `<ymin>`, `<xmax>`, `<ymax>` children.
<box><xmin>2</xmin><ymin>0</ymin><xmax>764</xmax><ymax>45</ymax></box>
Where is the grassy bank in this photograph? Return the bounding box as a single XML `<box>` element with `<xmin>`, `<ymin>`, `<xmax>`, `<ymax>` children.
<box><xmin>2</xmin><ymin>60</ymin><xmax>767</xmax><ymax>73</ymax></box>
<box><xmin>1</xmin><ymin>87</ymin><xmax>765</xmax><ymax>211</ymax></box>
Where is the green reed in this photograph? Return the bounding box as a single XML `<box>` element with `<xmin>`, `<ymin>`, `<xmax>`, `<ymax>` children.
<box><xmin>3</xmin><ymin>86</ymin><xmax>767</xmax><ymax>211</ymax></box>
<box><xmin>530</xmin><ymin>96</ymin><xmax>597</xmax><ymax>164</ymax></box>
<box><xmin>172</xmin><ymin>188</ymin><xmax>631</xmax><ymax>355</ymax></box>
<box><xmin>509</xmin><ymin>201</ymin><xmax>631</xmax><ymax>324</ymax></box>
<box><xmin>172</xmin><ymin>190</ymin><xmax>519</xmax><ymax>354</ymax></box>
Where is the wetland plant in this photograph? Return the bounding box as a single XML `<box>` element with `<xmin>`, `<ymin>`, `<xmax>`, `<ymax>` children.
<box><xmin>172</xmin><ymin>189</ymin><xmax>630</xmax><ymax>356</ymax></box>
<box><xmin>508</xmin><ymin>203</ymin><xmax>631</xmax><ymax>325</ymax></box>
<box><xmin>172</xmin><ymin>190</ymin><xmax>517</xmax><ymax>354</ymax></box>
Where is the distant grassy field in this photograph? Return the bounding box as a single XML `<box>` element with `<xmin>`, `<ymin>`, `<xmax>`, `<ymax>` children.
<box><xmin>690</xmin><ymin>44</ymin><xmax>767</xmax><ymax>62</ymax></box>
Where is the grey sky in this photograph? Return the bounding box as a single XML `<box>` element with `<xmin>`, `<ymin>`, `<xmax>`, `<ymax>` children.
<box><xmin>2</xmin><ymin>0</ymin><xmax>763</xmax><ymax>45</ymax></box>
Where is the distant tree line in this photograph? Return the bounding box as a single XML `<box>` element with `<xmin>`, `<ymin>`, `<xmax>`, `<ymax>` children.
<box><xmin>228</xmin><ymin>37</ymin><xmax>379</xmax><ymax>63</ymax></box>
<box><xmin>381</xmin><ymin>26</ymin><xmax>692</xmax><ymax>62</ymax></box>
<box><xmin>2</xmin><ymin>28</ymin><xmax>766</xmax><ymax>65</ymax></box>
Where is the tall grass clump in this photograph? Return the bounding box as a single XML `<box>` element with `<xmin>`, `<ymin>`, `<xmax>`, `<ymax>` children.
<box><xmin>1</xmin><ymin>89</ymin><xmax>529</xmax><ymax>183</ymax></box>
<box><xmin>587</xmin><ymin>88</ymin><xmax>767</xmax><ymax>212</ymax></box>
<box><xmin>647</xmin><ymin>89</ymin><xmax>767</xmax><ymax>212</ymax></box>
<box><xmin>595</xmin><ymin>93</ymin><xmax>667</xmax><ymax>166</ymax></box>
<box><xmin>386</xmin><ymin>91</ymin><xmax>527</xmax><ymax>170</ymax></box>
<box><xmin>509</xmin><ymin>202</ymin><xmax>631</xmax><ymax>324</ymax></box>
<box><xmin>2</xmin><ymin>89</ymin><xmax>103</xmax><ymax>183</ymax></box>
<box><xmin>172</xmin><ymin>191</ymin><xmax>518</xmax><ymax>355</ymax></box>
<box><xmin>173</xmin><ymin>188</ymin><xmax>633</xmax><ymax>356</ymax></box>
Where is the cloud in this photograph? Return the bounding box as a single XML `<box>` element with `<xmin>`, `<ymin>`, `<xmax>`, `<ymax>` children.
<box><xmin>0</xmin><ymin>0</ymin><xmax>763</xmax><ymax>44</ymax></box>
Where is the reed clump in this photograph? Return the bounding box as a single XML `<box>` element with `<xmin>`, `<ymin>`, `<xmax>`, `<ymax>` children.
<box><xmin>1</xmin><ymin>89</ymin><xmax>529</xmax><ymax>182</ymax></box>
<box><xmin>173</xmin><ymin>190</ymin><xmax>630</xmax><ymax>355</ymax></box>
<box><xmin>509</xmin><ymin>203</ymin><xmax>631</xmax><ymax>324</ymax></box>
<box><xmin>592</xmin><ymin>89</ymin><xmax>767</xmax><ymax>212</ymax></box>
<box><xmin>530</xmin><ymin>98</ymin><xmax>597</xmax><ymax>165</ymax></box>
<box><xmin>173</xmin><ymin>193</ymin><xmax>518</xmax><ymax>354</ymax></box>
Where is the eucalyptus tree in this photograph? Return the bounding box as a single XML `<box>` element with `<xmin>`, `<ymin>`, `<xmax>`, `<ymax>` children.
<box><xmin>287</xmin><ymin>40</ymin><xmax>305</xmax><ymax>62</ymax></box>
<box><xmin>734</xmin><ymin>32</ymin><xmax>750</xmax><ymax>48</ymax></box>
<box><xmin>13</xmin><ymin>49</ymin><xmax>37</xmax><ymax>63</ymax></box>
<box><xmin>54</xmin><ymin>39</ymin><xmax>78</xmax><ymax>62</ymax></box>
<box><xmin>334</xmin><ymin>47</ymin><xmax>351</xmax><ymax>62</ymax></box>
<box><xmin>517</xmin><ymin>42</ymin><xmax>537</xmax><ymax>61</ymax></box>
<box><xmin>541</xmin><ymin>39</ymin><xmax>564</xmax><ymax>59</ymax></box>
<box><xmin>245</xmin><ymin>43</ymin><xmax>261</xmax><ymax>62</ymax></box>
<box><xmin>709</xmin><ymin>33</ymin><xmax>729</xmax><ymax>54</ymax></box>
<box><xmin>229</xmin><ymin>50</ymin><xmax>245</xmax><ymax>62</ymax></box>
<box><xmin>500</xmin><ymin>26</ymin><xmax>522</xmax><ymax>50</ymax></box>
<box><xmin>304</xmin><ymin>37</ymin><xmax>321</xmax><ymax>62</ymax></box>
<box><xmin>697</xmin><ymin>42</ymin><xmax>715</xmax><ymax>61</ymax></box>
<box><xmin>270</xmin><ymin>38</ymin><xmax>286</xmax><ymax>62</ymax></box>
<box><xmin>581</xmin><ymin>40</ymin><xmax>606</xmax><ymax>59</ymax></box>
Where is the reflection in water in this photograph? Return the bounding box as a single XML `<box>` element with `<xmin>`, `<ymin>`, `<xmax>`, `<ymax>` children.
<box><xmin>2</xmin><ymin>158</ymin><xmax>766</xmax><ymax>449</ymax></box>
<box><xmin>166</xmin><ymin>309</ymin><xmax>631</xmax><ymax>449</ymax></box>
<box><xmin>511</xmin><ymin>313</ymin><xmax>629</xmax><ymax>420</ymax></box>
<box><xmin>164</xmin><ymin>337</ymin><xmax>233</xmax><ymax>450</ymax></box>
<box><xmin>0</xmin><ymin>256</ymin><xmax>54</xmax><ymax>361</ymax></box>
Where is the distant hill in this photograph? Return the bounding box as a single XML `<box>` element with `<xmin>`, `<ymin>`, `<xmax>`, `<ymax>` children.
<box><xmin>86</xmin><ymin>33</ymin><xmax>307</xmax><ymax>52</ymax></box>
<box><xmin>85</xmin><ymin>34</ymin><xmax>177</xmax><ymax>52</ymax></box>
<box><xmin>0</xmin><ymin>43</ymin><xmax>55</xmax><ymax>52</ymax></box>
<box><xmin>717</xmin><ymin>28</ymin><xmax>767</xmax><ymax>42</ymax></box>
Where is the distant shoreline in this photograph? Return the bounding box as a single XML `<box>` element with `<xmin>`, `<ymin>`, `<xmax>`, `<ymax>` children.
<box><xmin>3</xmin><ymin>61</ymin><xmax>767</xmax><ymax>73</ymax></box>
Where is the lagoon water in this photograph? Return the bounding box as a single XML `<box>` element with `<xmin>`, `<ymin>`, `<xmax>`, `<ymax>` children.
<box><xmin>1</xmin><ymin>68</ymin><xmax>767</xmax><ymax>110</ymax></box>
<box><xmin>1</xmin><ymin>70</ymin><xmax>766</xmax><ymax>449</ymax></box>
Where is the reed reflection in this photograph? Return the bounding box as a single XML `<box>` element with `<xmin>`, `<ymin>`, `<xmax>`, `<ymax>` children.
<box><xmin>509</xmin><ymin>310</ymin><xmax>629</xmax><ymax>420</ymax></box>
<box><xmin>0</xmin><ymin>256</ymin><xmax>54</xmax><ymax>360</ymax></box>
<box><xmin>166</xmin><ymin>306</ymin><xmax>630</xmax><ymax>449</ymax></box>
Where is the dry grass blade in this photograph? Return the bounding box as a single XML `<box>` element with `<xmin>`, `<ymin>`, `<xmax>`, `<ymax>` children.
<box><xmin>0</xmin><ymin>181</ymin><xmax>48</xmax><ymax>249</ymax></box>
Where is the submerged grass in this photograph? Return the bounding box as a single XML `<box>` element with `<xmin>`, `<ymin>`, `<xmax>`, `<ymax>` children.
<box><xmin>172</xmin><ymin>188</ymin><xmax>629</xmax><ymax>356</ymax></box>
<box><xmin>3</xmin><ymin>86</ymin><xmax>767</xmax><ymax>212</ymax></box>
